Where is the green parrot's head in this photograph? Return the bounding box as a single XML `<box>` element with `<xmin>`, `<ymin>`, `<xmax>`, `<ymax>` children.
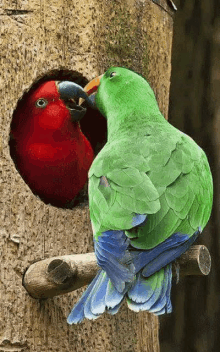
<box><xmin>81</xmin><ymin>67</ymin><xmax>164</xmax><ymax>139</ymax></box>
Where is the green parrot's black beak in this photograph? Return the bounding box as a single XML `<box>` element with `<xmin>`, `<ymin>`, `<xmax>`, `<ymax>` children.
<box><xmin>57</xmin><ymin>81</ymin><xmax>95</xmax><ymax>122</ymax></box>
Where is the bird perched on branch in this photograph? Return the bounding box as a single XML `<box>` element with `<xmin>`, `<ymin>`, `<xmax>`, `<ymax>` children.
<box><xmin>10</xmin><ymin>80</ymin><xmax>94</xmax><ymax>208</ymax></box>
<box><xmin>66</xmin><ymin>67</ymin><xmax>213</xmax><ymax>323</ymax></box>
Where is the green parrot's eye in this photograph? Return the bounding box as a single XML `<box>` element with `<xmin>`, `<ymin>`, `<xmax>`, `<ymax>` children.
<box><xmin>35</xmin><ymin>98</ymin><xmax>48</xmax><ymax>108</ymax></box>
<box><xmin>110</xmin><ymin>72</ymin><xmax>117</xmax><ymax>78</ymax></box>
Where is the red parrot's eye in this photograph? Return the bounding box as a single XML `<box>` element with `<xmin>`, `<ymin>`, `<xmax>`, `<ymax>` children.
<box><xmin>35</xmin><ymin>98</ymin><xmax>48</xmax><ymax>108</ymax></box>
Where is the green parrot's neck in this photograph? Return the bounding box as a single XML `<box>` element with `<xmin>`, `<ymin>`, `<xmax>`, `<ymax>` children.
<box><xmin>106</xmin><ymin>105</ymin><xmax>167</xmax><ymax>142</ymax></box>
<box><xmin>96</xmin><ymin>69</ymin><xmax>169</xmax><ymax>142</ymax></box>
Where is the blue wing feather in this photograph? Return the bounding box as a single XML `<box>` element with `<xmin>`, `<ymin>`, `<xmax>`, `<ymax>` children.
<box><xmin>141</xmin><ymin>228</ymin><xmax>200</xmax><ymax>277</ymax></box>
<box><xmin>95</xmin><ymin>229</ymin><xmax>136</xmax><ymax>292</ymax></box>
<box><xmin>132</xmin><ymin>213</ymin><xmax>148</xmax><ymax>227</ymax></box>
<box><xmin>131</xmin><ymin>228</ymin><xmax>200</xmax><ymax>276</ymax></box>
<box><xmin>95</xmin><ymin>241</ymin><xmax>134</xmax><ymax>292</ymax></box>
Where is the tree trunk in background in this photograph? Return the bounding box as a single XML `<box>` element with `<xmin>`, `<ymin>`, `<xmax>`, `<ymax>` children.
<box><xmin>160</xmin><ymin>1</ymin><xmax>220</xmax><ymax>351</ymax></box>
<box><xmin>0</xmin><ymin>1</ymin><xmax>174</xmax><ymax>351</ymax></box>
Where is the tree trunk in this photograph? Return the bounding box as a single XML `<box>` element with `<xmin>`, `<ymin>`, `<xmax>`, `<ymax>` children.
<box><xmin>0</xmin><ymin>1</ymin><xmax>174</xmax><ymax>351</ymax></box>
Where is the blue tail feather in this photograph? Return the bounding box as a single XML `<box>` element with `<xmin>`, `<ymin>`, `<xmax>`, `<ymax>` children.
<box><xmin>107</xmin><ymin>302</ymin><xmax>122</xmax><ymax>315</ymax></box>
<box><xmin>84</xmin><ymin>298</ymin><xmax>99</xmax><ymax>320</ymax></box>
<box><xmin>155</xmin><ymin>307</ymin><xmax>166</xmax><ymax>315</ymax></box>
<box><xmin>83</xmin><ymin>272</ymin><xmax>106</xmax><ymax>319</ymax></box>
<box><xmin>67</xmin><ymin>272</ymin><xmax>101</xmax><ymax>324</ymax></box>
<box><xmin>126</xmin><ymin>264</ymin><xmax>172</xmax><ymax>314</ymax></box>
<box><xmin>129</xmin><ymin>275</ymin><xmax>162</xmax><ymax>311</ymax></box>
<box><xmin>67</xmin><ymin>270</ymin><xmax>125</xmax><ymax>324</ymax></box>
<box><xmin>105</xmin><ymin>280</ymin><xmax>125</xmax><ymax>308</ymax></box>
<box><xmin>149</xmin><ymin>264</ymin><xmax>172</xmax><ymax>313</ymax></box>
<box><xmin>127</xmin><ymin>271</ymin><xmax>156</xmax><ymax>304</ymax></box>
<box><xmin>90</xmin><ymin>272</ymin><xmax>109</xmax><ymax>315</ymax></box>
<box><xmin>165</xmin><ymin>265</ymin><xmax>172</xmax><ymax>313</ymax></box>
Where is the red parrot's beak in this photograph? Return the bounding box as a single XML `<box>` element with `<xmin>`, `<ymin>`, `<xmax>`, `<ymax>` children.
<box><xmin>79</xmin><ymin>74</ymin><xmax>103</xmax><ymax>106</ymax></box>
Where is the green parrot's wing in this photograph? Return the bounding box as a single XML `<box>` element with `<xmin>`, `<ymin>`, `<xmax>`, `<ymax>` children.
<box><xmin>129</xmin><ymin>131</ymin><xmax>213</xmax><ymax>249</ymax></box>
<box><xmin>89</xmin><ymin>148</ymin><xmax>160</xmax><ymax>237</ymax></box>
<box><xmin>89</xmin><ymin>126</ymin><xmax>213</xmax><ymax>250</ymax></box>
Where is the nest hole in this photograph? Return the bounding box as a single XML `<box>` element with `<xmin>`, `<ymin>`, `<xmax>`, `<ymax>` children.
<box><xmin>9</xmin><ymin>69</ymin><xmax>107</xmax><ymax>209</ymax></box>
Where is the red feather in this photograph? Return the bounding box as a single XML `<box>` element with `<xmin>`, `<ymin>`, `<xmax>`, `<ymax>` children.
<box><xmin>10</xmin><ymin>81</ymin><xmax>94</xmax><ymax>207</ymax></box>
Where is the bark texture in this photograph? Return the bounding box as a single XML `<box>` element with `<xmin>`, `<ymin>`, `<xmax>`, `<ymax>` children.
<box><xmin>0</xmin><ymin>0</ymin><xmax>174</xmax><ymax>351</ymax></box>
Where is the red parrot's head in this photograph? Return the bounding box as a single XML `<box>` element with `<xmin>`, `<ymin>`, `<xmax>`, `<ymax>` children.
<box><xmin>10</xmin><ymin>80</ymin><xmax>95</xmax><ymax>208</ymax></box>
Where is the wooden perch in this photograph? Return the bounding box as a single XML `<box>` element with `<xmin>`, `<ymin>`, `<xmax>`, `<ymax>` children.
<box><xmin>22</xmin><ymin>245</ymin><xmax>211</xmax><ymax>299</ymax></box>
<box><xmin>22</xmin><ymin>253</ymin><xmax>99</xmax><ymax>299</ymax></box>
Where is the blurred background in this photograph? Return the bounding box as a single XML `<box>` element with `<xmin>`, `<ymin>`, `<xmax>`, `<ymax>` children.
<box><xmin>160</xmin><ymin>1</ymin><xmax>220</xmax><ymax>351</ymax></box>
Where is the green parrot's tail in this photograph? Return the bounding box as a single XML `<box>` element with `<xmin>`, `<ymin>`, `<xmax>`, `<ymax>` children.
<box><xmin>127</xmin><ymin>264</ymin><xmax>172</xmax><ymax>314</ymax></box>
<box><xmin>67</xmin><ymin>269</ymin><xmax>125</xmax><ymax>324</ymax></box>
<box><xmin>67</xmin><ymin>264</ymin><xmax>172</xmax><ymax>324</ymax></box>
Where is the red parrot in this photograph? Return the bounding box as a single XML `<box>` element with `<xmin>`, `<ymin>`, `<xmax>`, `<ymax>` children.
<box><xmin>10</xmin><ymin>80</ymin><xmax>94</xmax><ymax>208</ymax></box>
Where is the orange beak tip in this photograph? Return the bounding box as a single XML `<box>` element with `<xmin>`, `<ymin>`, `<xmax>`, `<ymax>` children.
<box><xmin>79</xmin><ymin>74</ymin><xmax>103</xmax><ymax>106</ymax></box>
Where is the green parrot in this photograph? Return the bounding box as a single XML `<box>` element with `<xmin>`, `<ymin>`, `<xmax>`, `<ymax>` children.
<box><xmin>67</xmin><ymin>67</ymin><xmax>213</xmax><ymax>324</ymax></box>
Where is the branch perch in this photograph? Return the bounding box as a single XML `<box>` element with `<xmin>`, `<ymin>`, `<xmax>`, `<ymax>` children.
<box><xmin>22</xmin><ymin>245</ymin><xmax>211</xmax><ymax>299</ymax></box>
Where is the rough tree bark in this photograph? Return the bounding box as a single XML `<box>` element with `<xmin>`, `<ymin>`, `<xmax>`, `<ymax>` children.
<box><xmin>0</xmin><ymin>1</ymin><xmax>174</xmax><ymax>351</ymax></box>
